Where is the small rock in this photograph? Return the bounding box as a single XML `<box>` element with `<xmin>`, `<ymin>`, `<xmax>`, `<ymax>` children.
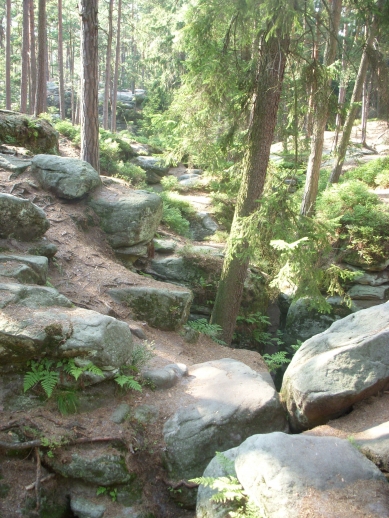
<box><xmin>70</xmin><ymin>496</ymin><xmax>106</xmax><ymax>518</ymax></box>
<box><xmin>142</xmin><ymin>363</ymin><xmax>188</xmax><ymax>389</ymax></box>
<box><xmin>110</xmin><ymin>403</ymin><xmax>131</xmax><ymax>424</ymax></box>
<box><xmin>129</xmin><ymin>326</ymin><xmax>147</xmax><ymax>340</ymax></box>
<box><xmin>133</xmin><ymin>404</ymin><xmax>159</xmax><ymax>424</ymax></box>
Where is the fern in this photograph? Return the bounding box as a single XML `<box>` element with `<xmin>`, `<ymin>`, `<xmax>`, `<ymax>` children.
<box><xmin>114</xmin><ymin>374</ymin><xmax>142</xmax><ymax>392</ymax></box>
<box><xmin>24</xmin><ymin>359</ymin><xmax>59</xmax><ymax>398</ymax></box>
<box><xmin>62</xmin><ymin>359</ymin><xmax>104</xmax><ymax>380</ymax></box>
<box><xmin>40</xmin><ymin>370</ymin><xmax>60</xmax><ymax>398</ymax></box>
<box><xmin>187</xmin><ymin>319</ymin><xmax>226</xmax><ymax>345</ymax></box>
<box><xmin>262</xmin><ymin>351</ymin><xmax>290</xmax><ymax>373</ymax></box>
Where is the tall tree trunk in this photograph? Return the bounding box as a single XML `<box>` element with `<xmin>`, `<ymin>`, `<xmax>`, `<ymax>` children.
<box><xmin>103</xmin><ymin>0</ymin><xmax>114</xmax><ymax>129</ymax></box>
<box><xmin>5</xmin><ymin>0</ymin><xmax>11</xmax><ymax>110</ymax></box>
<box><xmin>79</xmin><ymin>0</ymin><xmax>100</xmax><ymax>171</ymax></box>
<box><xmin>20</xmin><ymin>0</ymin><xmax>30</xmax><ymax>113</ymax></box>
<box><xmin>329</xmin><ymin>18</ymin><xmax>379</xmax><ymax>184</ymax></box>
<box><xmin>29</xmin><ymin>0</ymin><xmax>37</xmax><ymax>114</ymax></box>
<box><xmin>300</xmin><ymin>0</ymin><xmax>342</xmax><ymax>216</ymax></box>
<box><xmin>361</xmin><ymin>71</ymin><xmax>372</xmax><ymax>146</ymax></box>
<box><xmin>210</xmin><ymin>34</ymin><xmax>289</xmax><ymax>346</ymax></box>
<box><xmin>333</xmin><ymin>22</ymin><xmax>348</xmax><ymax>152</ymax></box>
<box><xmin>58</xmin><ymin>0</ymin><xmax>66</xmax><ymax>119</ymax></box>
<box><xmin>35</xmin><ymin>0</ymin><xmax>47</xmax><ymax>116</ymax></box>
<box><xmin>111</xmin><ymin>0</ymin><xmax>122</xmax><ymax>133</ymax></box>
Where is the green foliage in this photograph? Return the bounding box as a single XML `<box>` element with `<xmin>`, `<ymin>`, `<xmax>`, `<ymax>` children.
<box><xmin>236</xmin><ymin>312</ymin><xmax>283</xmax><ymax>348</ymax></box>
<box><xmin>158</xmin><ymin>191</ymin><xmax>195</xmax><ymax>236</ymax></box>
<box><xmin>191</xmin><ymin>454</ymin><xmax>262</xmax><ymax>517</ymax></box>
<box><xmin>56</xmin><ymin>389</ymin><xmax>79</xmax><ymax>415</ymax></box>
<box><xmin>130</xmin><ymin>340</ymin><xmax>155</xmax><ymax>372</ymax></box>
<box><xmin>317</xmin><ymin>180</ymin><xmax>389</xmax><ymax>264</ymax></box>
<box><xmin>187</xmin><ymin>319</ymin><xmax>226</xmax><ymax>345</ymax></box>
<box><xmin>114</xmin><ymin>373</ymin><xmax>142</xmax><ymax>392</ymax></box>
<box><xmin>342</xmin><ymin>157</ymin><xmax>389</xmax><ymax>187</ymax></box>
<box><xmin>262</xmin><ymin>351</ymin><xmax>290</xmax><ymax>373</ymax></box>
<box><xmin>113</xmin><ymin>162</ymin><xmax>146</xmax><ymax>186</ymax></box>
<box><xmin>23</xmin><ymin>359</ymin><xmax>60</xmax><ymax>399</ymax></box>
<box><xmin>54</xmin><ymin>120</ymin><xmax>81</xmax><ymax>144</ymax></box>
<box><xmin>96</xmin><ymin>486</ymin><xmax>118</xmax><ymax>502</ymax></box>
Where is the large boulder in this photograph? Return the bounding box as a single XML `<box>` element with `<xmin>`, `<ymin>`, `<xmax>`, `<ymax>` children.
<box><xmin>0</xmin><ymin>193</ymin><xmax>49</xmax><ymax>240</ymax></box>
<box><xmin>163</xmin><ymin>359</ymin><xmax>287</xmax><ymax>504</ymax></box>
<box><xmin>282</xmin><ymin>296</ymin><xmax>354</xmax><ymax>346</ymax></box>
<box><xmin>108</xmin><ymin>285</ymin><xmax>193</xmax><ymax>330</ymax></box>
<box><xmin>197</xmin><ymin>432</ymin><xmax>389</xmax><ymax>518</ymax></box>
<box><xmin>31</xmin><ymin>155</ymin><xmax>101</xmax><ymax>199</ymax></box>
<box><xmin>88</xmin><ymin>187</ymin><xmax>162</xmax><ymax>250</ymax></box>
<box><xmin>281</xmin><ymin>303</ymin><xmax>389</xmax><ymax>432</ymax></box>
<box><xmin>130</xmin><ymin>156</ymin><xmax>169</xmax><ymax>184</ymax></box>
<box><xmin>0</xmin><ymin>111</ymin><xmax>58</xmax><ymax>154</ymax></box>
<box><xmin>0</xmin><ymin>153</ymin><xmax>31</xmax><ymax>176</ymax></box>
<box><xmin>0</xmin><ymin>282</ymin><xmax>71</xmax><ymax>309</ymax></box>
<box><xmin>0</xmin><ymin>254</ymin><xmax>48</xmax><ymax>285</ymax></box>
<box><xmin>0</xmin><ymin>305</ymin><xmax>133</xmax><ymax>372</ymax></box>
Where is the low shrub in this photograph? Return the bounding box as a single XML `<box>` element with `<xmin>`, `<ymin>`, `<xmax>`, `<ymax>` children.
<box><xmin>342</xmin><ymin>156</ymin><xmax>389</xmax><ymax>187</ymax></box>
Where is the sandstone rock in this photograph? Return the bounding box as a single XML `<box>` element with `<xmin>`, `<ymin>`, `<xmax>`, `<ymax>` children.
<box><xmin>347</xmin><ymin>284</ymin><xmax>389</xmax><ymax>300</ymax></box>
<box><xmin>0</xmin><ymin>254</ymin><xmax>48</xmax><ymax>285</ymax></box>
<box><xmin>31</xmin><ymin>155</ymin><xmax>101</xmax><ymax>199</ymax></box>
<box><xmin>108</xmin><ymin>285</ymin><xmax>192</xmax><ymax>330</ymax></box>
<box><xmin>0</xmin><ymin>153</ymin><xmax>31</xmax><ymax>176</ymax></box>
<box><xmin>281</xmin><ymin>303</ymin><xmax>389</xmax><ymax>431</ymax></box>
<box><xmin>0</xmin><ymin>193</ymin><xmax>49</xmax><ymax>240</ymax></box>
<box><xmin>70</xmin><ymin>496</ymin><xmax>106</xmax><ymax>518</ymax></box>
<box><xmin>88</xmin><ymin>188</ymin><xmax>162</xmax><ymax>249</ymax></box>
<box><xmin>0</xmin><ymin>112</ymin><xmax>58</xmax><ymax>154</ymax></box>
<box><xmin>163</xmin><ymin>359</ymin><xmax>287</xmax><ymax>487</ymax></box>
<box><xmin>197</xmin><ymin>432</ymin><xmax>389</xmax><ymax>518</ymax></box>
<box><xmin>0</xmin><ymin>282</ymin><xmax>72</xmax><ymax>309</ymax></box>
<box><xmin>131</xmin><ymin>156</ymin><xmax>169</xmax><ymax>184</ymax></box>
<box><xmin>110</xmin><ymin>403</ymin><xmax>131</xmax><ymax>424</ymax></box>
<box><xmin>0</xmin><ymin>306</ymin><xmax>133</xmax><ymax>371</ymax></box>
<box><xmin>142</xmin><ymin>363</ymin><xmax>187</xmax><ymax>389</ymax></box>
<box><xmin>28</xmin><ymin>239</ymin><xmax>58</xmax><ymax>258</ymax></box>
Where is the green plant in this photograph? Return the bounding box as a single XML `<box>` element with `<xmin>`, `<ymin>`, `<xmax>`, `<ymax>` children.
<box><xmin>24</xmin><ymin>359</ymin><xmax>60</xmax><ymax>398</ymax></box>
<box><xmin>114</xmin><ymin>373</ymin><xmax>142</xmax><ymax>392</ymax></box>
<box><xmin>114</xmin><ymin>162</ymin><xmax>146</xmax><ymax>186</ymax></box>
<box><xmin>96</xmin><ymin>486</ymin><xmax>118</xmax><ymax>502</ymax></box>
<box><xmin>342</xmin><ymin>157</ymin><xmax>389</xmax><ymax>187</ymax></box>
<box><xmin>186</xmin><ymin>319</ymin><xmax>226</xmax><ymax>345</ymax></box>
<box><xmin>130</xmin><ymin>340</ymin><xmax>155</xmax><ymax>371</ymax></box>
<box><xmin>191</xmin><ymin>454</ymin><xmax>262</xmax><ymax>517</ymax></box>
<box><xmin>262</xmin><ymin>351</ymin><xmax>291</xmax><ymax>373</ymax></box>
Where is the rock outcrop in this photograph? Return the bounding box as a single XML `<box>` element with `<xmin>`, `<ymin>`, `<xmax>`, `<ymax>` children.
<box><xmin>0</xmin><ymin>193</ymin><xmax>50</xmax><ymax>240</ymax></box>
<box><xmin>281</xmin><ymin>303</ymin><xmax>389</xmax><ymax>431</ymax></box>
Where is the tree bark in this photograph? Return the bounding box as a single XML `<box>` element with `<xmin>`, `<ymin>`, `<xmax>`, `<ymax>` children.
<box><xmin>58</xmin><ymin>0</ymin><xmax>66</xmax><ymax>119</ymax></box>
<box><xmin>300</xmin><ymin>0</ymin><xmax>342</xmax><ymax>216</ymax></box>
<box><xmin>20</xmin><ymin>0</ymin><xmax>30</xmax><ymax>113</ymax></box>
<box><xmin>103</xmin><ymin>0</ymin><xmax>114</xmax><ymax>129</ymax></box>
<box><xmin>79</xmin><ymin>0</ymin><xmax>100</xmax><ymax>171</ymax></box>
<box><xmin>210</xmin><ymin>34</ymin><xmax>289</xmax><ymax>346</ymax></box>
<box><xmin>329</xmin><ymin>16</ymin><xmax>379</xmax><ymax>184</ymax></box>
<box><xmin>111</xmin><ymin>0</ymin><xmax>122</xmax><ymax>133</ymax></box>
<box><xmin>29</xmin><ymin>0</ymin><xmax>37</xmax><ymax>114</ymax></box>
<box><xmin>5</xmin><ymin>0</ymin><xmax>11</xmax><ymax>110</ymax></box>
<box><xmin>34</xmin><ymin>0</ymin><xmax>47</xmax><ymax>116</ymax></box>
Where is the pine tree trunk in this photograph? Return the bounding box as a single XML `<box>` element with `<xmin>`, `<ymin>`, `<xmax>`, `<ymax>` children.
<box><xmin>111</xmin><ymin>0</ymin><xmax>122</xmax><ymax>133</ymax></box>
<box><xmin>103</xmin><ymin>0</ymin><xmax>114</xmax><ymax>130</ymax></box>
<box><xmin>210</xmin><ymin>34</ymin><xmax>289</xmax><ymax>346</ymax></box>
<box><xmin>329</xmin><ymin>20</ymin><xmax>378</xmax><ymax>184</ymax></box>
<box><xmin>5</xmin><ymin>0</ymin><xmax>11</xmax><ymax>110</ymax></box>
<box><xmin>361</xmin><ymin>72</ymin><xmax>372</xmax><ymax>146</ymax></box>
<box><xmin>20</xmin><ymin>0</ymin><xmax>30</xmax><ymax>113</ymax></box>
<box><xmin>35</xmin><ymin>0</ymin><xmax>47</xmax><ymax>116</ymax></box>
<box><xmin>333</xmin><ymin>22</ymin><xmax>348</xmax><ymax>152</ymax></box>
<box><xmin>79</xmin><ymin>0</ymin><xmax>100</xmax><ymax>171</ymax></box>
<box><xmin>300</xmin><ymin>0</ymin><xmax>342</xmax><ymax>216</ymax></box>
<box><xmin>29</xmin><ymin>0</ymin><xmax>37</xmax><ymax>114</ymax></box>
<box><xmin>58</xmin><ymin>0</ymin><xmax>66</xmax><ymax>120</ymax></box>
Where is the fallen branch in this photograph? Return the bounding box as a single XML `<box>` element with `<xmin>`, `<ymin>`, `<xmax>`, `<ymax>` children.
<box><xmin>0</xmin><ymin>435</ymin><xmax>127</xmax><ymax>451</ymax></box>
<box><xmin>34</xmin><ymin>447</ymin><xmax>41</xmax><ymax>511</ymax></box>
<box><xmin>26</xmin><ymin>473</ymin><xmax>55</xmax><ymax>491</ymax></box>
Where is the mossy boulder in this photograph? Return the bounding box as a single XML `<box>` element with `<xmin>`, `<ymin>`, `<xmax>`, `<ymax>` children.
<box><xmin>0</xmin><ymin>193</ymin><xmax>50</xmax><ymax>241</ymax></box>
<box><xmin>0</xmin><ymin>111</ymin><xmax>58</xmax><ymax>154</ymax></box>
<box><xmin>108</xmin><ymin>285</ymin><xmax>193</xmax><ymax>330</ymax></box>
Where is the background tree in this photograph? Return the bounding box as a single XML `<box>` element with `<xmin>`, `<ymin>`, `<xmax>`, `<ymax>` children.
<box><xmin>79</xmin><ymin>0</ymin><xmax>99</xmax><ymax>171</ymax></box>
<box><xmin>34</xmin><ymin>0</ymin><xmax>47</xmax><ymax>116</ymax></box>
<box><xmin>5</xmin><ymin>0</ymin><xmax>11</xmax><ymax>109</ymax></box>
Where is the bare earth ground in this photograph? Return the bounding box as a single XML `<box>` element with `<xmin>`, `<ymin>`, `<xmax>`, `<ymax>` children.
<box><xmin>0</xmin><ymin>121</ymin><xmax>388</xmax><ymax>517</ymax></box>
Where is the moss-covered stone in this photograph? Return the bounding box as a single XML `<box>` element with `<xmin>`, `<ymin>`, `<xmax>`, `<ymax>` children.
<box><xmin>0</xmin><ymin>112</ymin><xmax>58</xmax><ymax>154</ymax></box>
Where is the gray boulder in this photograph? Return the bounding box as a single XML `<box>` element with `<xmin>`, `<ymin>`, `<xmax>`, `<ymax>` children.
<box><xmin>131</xmin><ymin>156</ymin><xmax>169</xmax><ymax>184</ymax></box>
<box><xmin>0</xmin><ymin>306</ymin><xmax>133</xmax><ymax>371</ymax></box>
<box><xmin>281</xmin><ymin>303</ymin><xmax>389</xmax><ymax>432</ymax></box>
<box><xmin>47</xmin><ymin>444</ymin><xmax>133</xmax><ymax>485</ymax></box>
<box><xmin>0</xmin><ymin>193</ymin><xmax>49</xmax><ymax>240</ymax></box>
<box><xmin>31</xmin><ymin>155</ymin><xmax>101</xmax><ymax>199</ymax></box>
<box><xmin>349</xmin><ymin>267</ymin><xmax>389</xmax><ymax>286</ymax></box>
<box><xmin>282</xmin><ymin>296</ymin><xmax>354</xmax><ymax>346</ymax></box>
<box><xmin>70</xmin><ymin>497</ymin><xmax>106</xmax><ymax>518</ymax></box>
<box><xmin>163</xmin><ymin>359</ymin><xmax>287</xmax><ymax>487</ymax></box>
<box><xmin>88</xmin><ymin>188</ymin><xmax>162</xmax><ymax>249</ymax></box>
<box><xmin>108</xmin><ymin>285</ymin><xmax>193</xmax><ymax>330</ymax></box>
<box><xmin>0</xmin><ymin>254</ymin><xmax>48</xmax><ymax>284</ymax></box>
<box><xmin>142</xmin><ymin>363</ymin><xmax>187</xmax><ymax>389</ymax></box>
<box><xmin>347</xmin><ymin>284</ymin><xmax>389</xmax><ymax>301</ymax></box>
<box><xmin>197</xmin><ymin>432</ymin><xmax>389</xmax><ymax>518</ymax></box>
<box><xmin>355</xmin><ymin>421</ymin><xmax>389</xmax><ymax>472</ymax></box>
<box><xmin>0</xmin><ymin>282</ymin><xmax>72</xmax><ymax>309</ymax></box>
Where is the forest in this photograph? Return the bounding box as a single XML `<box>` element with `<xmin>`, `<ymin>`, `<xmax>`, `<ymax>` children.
<box><xmin>2</xmin><ymin>0</ymin><xmax>389</xmax><ymax>347</ymax></box>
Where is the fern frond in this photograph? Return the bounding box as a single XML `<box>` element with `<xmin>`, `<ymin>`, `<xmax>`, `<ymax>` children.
<box><xmin>40</xmin><ymin>370</ymin><xmax>60</xmax><ymax>398</ymax></box>
<box><xmin>114</xmin><ymin>374</ymin><xmax>142</xmax><ymax>392</ymax></box>
<box><xmin>23</xmin><ymin>371</ymin><xmax>41</xmax><ymax>393</ymax></box>
<box><xmin>84</xmin><ymin>363</ymin><xmax>104</xmax><ymax>377</ymax></box>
